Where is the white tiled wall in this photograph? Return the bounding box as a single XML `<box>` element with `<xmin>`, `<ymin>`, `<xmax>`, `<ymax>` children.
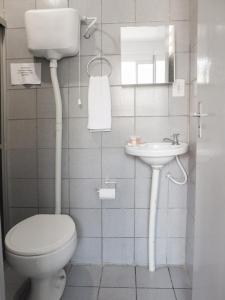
<box><xmin>5</xmin><ymin>0</ymin><xmax>190</xmax><ymax>266</ymax></box>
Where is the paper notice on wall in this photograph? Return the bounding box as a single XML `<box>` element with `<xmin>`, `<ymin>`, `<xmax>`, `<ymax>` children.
<box><xmin>10</xmin><ymin>63</ymin><xmax>41</xmax><ymax>85</ymax></box>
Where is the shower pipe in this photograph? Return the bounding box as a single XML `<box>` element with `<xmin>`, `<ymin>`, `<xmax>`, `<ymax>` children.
<box><xmin>149</xmin><ymin>156</ymin><xmax>187</xmax><ymax>272</ymax></box>
<box><xmin>50</xmin><ymin>59</ymin><xmax>62</xmax><ymax>214</ymax></box>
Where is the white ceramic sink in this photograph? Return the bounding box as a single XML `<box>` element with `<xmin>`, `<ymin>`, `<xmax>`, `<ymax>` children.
<box><xmin>125</xmin><ymin>141</ymin><xmax>188</xmax><ymax>273</ymax></box>
<box><xmin>125</xmin><ymin>142</ymin><xmax>188</xmax><ymax>167</ymax></box>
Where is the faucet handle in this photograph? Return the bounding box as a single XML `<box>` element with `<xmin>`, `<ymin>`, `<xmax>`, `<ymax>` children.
<box><xmin>172</xmin><ymin>133</ymin><xmax>180</xmax><ymax>144</ymax></box>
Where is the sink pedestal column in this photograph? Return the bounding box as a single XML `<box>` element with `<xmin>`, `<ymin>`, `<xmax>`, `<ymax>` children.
<box><xmin>149</xmin><ymin>167</ymin><xmax>161</xmax><ymax>272</ymax></box>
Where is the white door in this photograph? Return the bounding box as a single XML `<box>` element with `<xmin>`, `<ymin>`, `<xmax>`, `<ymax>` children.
<box><xmin>192</xmin><ymin>0</ymin><xmax>225</xmax><ymax>299</ymax></box>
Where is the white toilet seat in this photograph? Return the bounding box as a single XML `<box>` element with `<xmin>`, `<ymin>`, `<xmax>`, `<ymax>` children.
<box><xmin>5</xmin><ymin>214</ymin><xmax>76</xmax><ymax>256</ymax></box>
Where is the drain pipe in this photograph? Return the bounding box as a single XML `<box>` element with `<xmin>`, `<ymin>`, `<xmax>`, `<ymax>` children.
<box><xmin>50</xmin><ymin>59</ymin><xmax>62</xmax><ymax>214</ymax></box>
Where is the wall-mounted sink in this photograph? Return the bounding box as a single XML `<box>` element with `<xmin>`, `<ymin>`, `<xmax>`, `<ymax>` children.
<box><xmin>125</xmin><ymin>141</ymin><xmax>188</xmax><ymax>272</ymax></box>
<box><xmin>125</xmin><ymin>142</ymin><xmax>188</xmax><ymax>168</ymax></box>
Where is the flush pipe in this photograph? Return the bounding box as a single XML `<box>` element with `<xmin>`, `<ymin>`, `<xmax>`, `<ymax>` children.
<box><xmin>50</xmin><ymin>59</ymin><xmax>62</xmax><ymax>214</ymax></box>
<box><xmin>149</xmin><ymin>167</ymin><xmax>161</xmax><ymax>272</ymax></box>
<box><xmin>167</xmin><ymin>156</ymin><xmax>188</xmax><ymax>185</ymax></box>
<box><xmin>148</xmin><ymin>156</ymin><xmax>187</xmax><ymax>272</ymax></box>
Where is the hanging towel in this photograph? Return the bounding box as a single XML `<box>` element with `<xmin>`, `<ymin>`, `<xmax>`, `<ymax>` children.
<box><xmin>88</xmin><ymin>75</ymin><xmax>112</xmax><ymax>131</ymax></box>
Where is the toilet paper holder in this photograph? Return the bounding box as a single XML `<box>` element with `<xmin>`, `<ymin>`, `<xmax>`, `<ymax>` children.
<box><xmin>96</xmin><ymin>179</ymin><xmax>117</xmax><ymax>197</ymax></box>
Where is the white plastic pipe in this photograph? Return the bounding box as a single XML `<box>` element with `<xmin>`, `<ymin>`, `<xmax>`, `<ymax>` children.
<box><xmin>167</xmin><ymin>156</ymin><xmax>188</xmax><ymax>185</ymax></box>
<box><xmin>149</xmin><ymin>168</ymin><xmax>161</xmax><ymax>272</ymax></box>
<box><xmin>50</xmin><ymin>59</ymin><xmax>62</xmax><ymax>214</ymax></box>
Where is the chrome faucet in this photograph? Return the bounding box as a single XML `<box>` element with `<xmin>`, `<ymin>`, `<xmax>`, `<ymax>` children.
<box><xmin>163</xmin><ymin>133</ymin><xmax>180</xmax><ymax>145</ymax></box>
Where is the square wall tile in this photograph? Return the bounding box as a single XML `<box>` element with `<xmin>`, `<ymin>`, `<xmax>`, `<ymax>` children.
<box><xmin>8</xmin><ymin>179</ymin><xmax>38</xmax><ymax>207</ymax></box>
<box><xmin>68</xmin><ymin>87</ymin><xmax>88</xmax><ymax>117</ymax></box>
<box><xmin>136</xmin><ymin>0</ymin><xmax>170</xmax><ymax>22</ymax></box>
<box><xmin>5</xmin><ymin>0</ymin><xmax>35</xmax><ymax>28</ymax></box>
<box><xmin>69</xmin><ymin>118</ymin><xmax>101</xmax><ymax>148</ymax></box>
<box><xmin>37</xmin><ymin>88</ymin><xmax>68</xmax><ymax>118</ymax></box>
<box><xmin>69</xmin><ymin>0</ymin><xmax>101</xmax><ymax>20</ymax></box>
<box><xmin>136</xmin><ymin>117</ymin><xmax>169</xmax><ymax>142</ymax></box>
<box><xmin>135</xmin><ymin>209</ymin><xmax>168</xmax><ymax>238</ymax></box>
<box><xmin>170</xmin><ymin>0</ymin><xmax>190</xmax><ymax>21</ymax></box>
<box><xmin>38</xmin><ymin>179</ymin><xmax>69</xmax><ymax>208</ymax></box>
<box><xmin>101</xmin><ymin>265</ymin><xmax>135</xmax><ymax>288</ymax></box>
<box><xmin>102</xmin><ymin>209</ymin><xmax>134</xmax><ymax>237</ymax></box>
<box><xmin>102</xmin><ymin>0</ymin><xmax>135</xmax><ymax>23</ymax></box>
<box><xmin>70</xmin><ymin>179</ymin><xmax>101</xmax><ymax>208</ymax></box>
<box><xmin>103</xmin><ymin>55</ymin><xmax>121</xmax><ymax>85</ymax></box>
<box><xmin>36</xmin><ymin>0</ymin><xmax>68</xmax><ymax>8</ymax></box>
<box><xmin>136</xmin><ymin>86</ymin><xmax>169</xmax><ymax>116</ymax></box>
<box><xmin>7</xmin><ymin>149</ymin><xmax>37</xmax><ymax>179</ymax></box>
<box><xmin>72</xmin><ymin>238</ymin><xmax>102</xmax><ymax>264</ymax></box>
<box><xmin>167</xmin><ymin>238</ymin><xmax>185</xmax><ymax>265</ymax></box>
<box><xmin>10</xmin><ymin>208</ymin><xmax>38</xmax><ymax>228</ymax></box>
<box><xmin>102</xmin><ymin>148</ymin><xmax>135</xmax><ymax>179</ymax></box>
<box><xmin>70</xmin><ymin>209</ymin><xmax>101</xmax><ymax>237</ymax></box>
<box><xmin>7</xmin><ymin>120</ymin><xmax>36</xmax><ymax>149</ymax></box>
<box><xmin>7</xmin><ymin>89</ymin><xmax>36</xmax><ymax>120</ymax></box>
<box><xmin>111</xmin><ymin>86</ymin><xmax>134</xmax><ymax>117</ymax></box>
<box><xmin>69</xmin><ymin>149</ymin><xmax>101</xmax><ymax>178</ymax></box>
<box><xmin>169</xmin><ymin>116</ymin><xmax>189</xmax><ymax>142</ymax></box>
<box><xmin>38</xmin><ymin>149</ymin><xmax>69</xmax><ymax>178</ymax></box>
<box><xmin>68</xmin><ymin>265</ymin><xmax>102</xmax><ymax>287</ymax></box>
<box><xmin>103</xmin><ymin>238</ymin><xmax>134</xmax><ymax>265</ymax></box>
<box><xmin>38</xmin><ymin>118</ymin><xmax>68</xmax><ymax>148</ymax></box>
<box><xmin>135</xmin><ymin>174</ymin><xmax>168</xmax><ymax>209</ymax></box>
<box><xmin>135</xmin><ymin>238</ymin><xmax>167</xmax><ymax>266</ymax></box>
<box><xmin>6</xmin><ymin>29</ymin><xmax>32</xmax><ymax>59</ymax></box>
<box><xmin>169</xmin><ymin>85</ymin><xmax>189</xmax><ymax>116</ymax></box>
<box><xmin>168</xmin><ymin>209</ymin><xmax>187</xmax><ymax>237</ymax></box>
<box><xmin>102</xmin><ymin>179</ymin><xmax>134</xmax><ymax>209</ymax></box>
<box><xmin>102</xmin><ymin>117</ymin><xmax>134</xmax><ymax>147</ymax></box>
<box><xmin>169</xmin><ymin>182</ymin><xmax>187</xmax><ymax>208</ymax></box>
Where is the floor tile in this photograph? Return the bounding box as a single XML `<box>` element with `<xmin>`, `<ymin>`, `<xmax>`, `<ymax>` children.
<box><xmin>136</xmin><ymin>267</ymin><xmax>172</xmax><ymax>288</ymax></box>
<box><xmin>98</xmin><ymin>288</ymin><xmax>136</xmax><ymax>300</ymax></box>
<box><xmin>62</xmin><ymin>287</ymin><xmax>98</xmax><ymax>300</ymax></box>
<box><xmin>175</xmin><ymin>289</ymin><xmax>192</xmax><ymax>300</ymax></box>
<box><xmin>101</xmin><ymin>265</ymin><xmax>135</xmax><ymax>288</ymax></box>
<box><xmin>67</xmin><ymin>265</ymin><xmax>102</xmax><ymax>287</ymax></box>
<box><xmin>169</xmin><ymin>266</ymin><xmax>191</xmax><ymax>288</ymax></box>
<box><xmin>137</xmin><ymin>289</ymin><xmax>176</xmax><ymax>300</ymax></box>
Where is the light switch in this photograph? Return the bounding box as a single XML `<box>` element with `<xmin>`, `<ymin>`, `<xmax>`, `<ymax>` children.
<box><xmin>172</xmin><ymin>79</ymin><xmax>185</xmax><ymax>97</ymax></box>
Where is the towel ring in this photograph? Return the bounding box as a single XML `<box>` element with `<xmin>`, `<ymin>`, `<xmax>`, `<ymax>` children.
<box><xmin>87</xmin><ymin>55</ymin><xmax>112</xmax><ymax>77</ymax></box>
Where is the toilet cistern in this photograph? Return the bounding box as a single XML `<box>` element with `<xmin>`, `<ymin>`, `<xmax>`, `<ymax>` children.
<box><xmin>25</xmin><ymin>8</ymin><xmax>80</xmax><ymax>214</ymax></box>
<box><xmin>125</xmin><ymin>139</ymin><xmax>188</xmax><ymax>272</ymax></box>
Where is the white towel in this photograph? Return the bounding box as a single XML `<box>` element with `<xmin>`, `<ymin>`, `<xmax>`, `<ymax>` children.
<box><xmin>88</xmin><ymin>75</ymin><xmax>112</xmax><ymax>131</ymax></box>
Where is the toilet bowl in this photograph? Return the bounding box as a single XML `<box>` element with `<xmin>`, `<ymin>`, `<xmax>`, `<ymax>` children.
<box><xmin>5</xmin><ymin>214</ymin><xmax>77</xmax><ymax>300</ymax></box>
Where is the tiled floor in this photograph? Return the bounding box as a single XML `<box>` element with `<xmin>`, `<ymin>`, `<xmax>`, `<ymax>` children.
<box><xmin>62</xmin><ymin>265</ymin><xmax>192</xmax><ymax>300</ymax></box>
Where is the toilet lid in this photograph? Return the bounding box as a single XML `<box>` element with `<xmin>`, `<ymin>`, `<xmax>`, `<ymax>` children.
<box><xmin>5</xmin><ymin>214</ymin><xmax>76</xmax><ymax>256</ymax></box>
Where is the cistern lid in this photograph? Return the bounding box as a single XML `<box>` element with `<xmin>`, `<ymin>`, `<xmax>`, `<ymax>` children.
<box><xmin>5</xmin><ymin>214</ymin><xmax>76</xmax><ymax>256</ymax></box>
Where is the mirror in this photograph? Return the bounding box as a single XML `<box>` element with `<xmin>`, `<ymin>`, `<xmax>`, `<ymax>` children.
<box><xmin>121</xmin><ymin>25</ymin><xmax>175</xmax><ymax>85</ymax></box>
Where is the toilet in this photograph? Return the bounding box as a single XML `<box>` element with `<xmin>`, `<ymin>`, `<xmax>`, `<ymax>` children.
<box><xmin>5</xmin><ymin>214</ymin><xmax>77</xmax><ymax>300</ymax></box>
